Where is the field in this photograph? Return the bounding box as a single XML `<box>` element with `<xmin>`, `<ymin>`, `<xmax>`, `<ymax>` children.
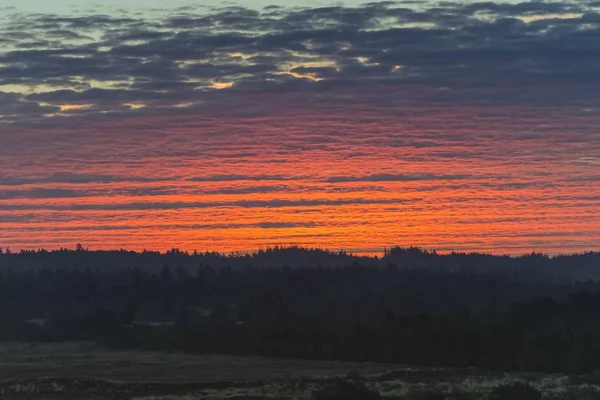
<box><xmin>0</xmin><ymin>342</ymin><xmax>394</xmax><ymax>383</ymax></box>
<box><xmin>2</xmin><ymin>342</ymin><xmax>600</xmax><ymax>399</ymax></box>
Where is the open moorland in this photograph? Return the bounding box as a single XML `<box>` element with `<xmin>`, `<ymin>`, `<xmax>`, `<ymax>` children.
<box><xmin>3</xmin><ymin>342</ymin><xmax>600</xmax><ymax>399</ymax></box>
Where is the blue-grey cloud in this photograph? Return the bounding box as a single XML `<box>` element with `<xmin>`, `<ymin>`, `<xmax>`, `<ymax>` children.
<box><xmin>1</xmin><ymin>1</ymin><xmax>599</xmax><ymax>124</ymax></box>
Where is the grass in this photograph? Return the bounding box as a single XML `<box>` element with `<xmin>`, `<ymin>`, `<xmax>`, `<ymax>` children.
<box><xmin>0</xmin><ymin>341</ymin><xmax>391</xmax><ymax>383</ymax></box>
<box><xmin>3</xmin><ymin>342</ymin><xmax>600</xmax><ymax>399</ymax></box>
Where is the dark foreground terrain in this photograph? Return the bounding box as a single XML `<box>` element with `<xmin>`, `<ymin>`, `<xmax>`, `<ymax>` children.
<box><xmin>2</xmin><ymin>342</ymin><xmax>600</xmax><ymax>399</ymax></box>
<box><xmin>4</xmin><ymin>248</ymin><xmax>600</xmax><ymax>373</ymax></box>
<box><xmin>3</xmin><ymin>247</ymin><xmax>600</xmax><ymax>398</ymax></box>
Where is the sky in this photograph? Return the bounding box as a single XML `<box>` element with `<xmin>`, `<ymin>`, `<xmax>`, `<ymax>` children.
<box><xmin>0</xmin><ymin>0</ymin><xmax>599</xmax><ymax>255</ymax></box>
<box><xmin>2</xmin><ymin>0</ymin><xmax>376</xmax><ymax>13</ymax></box>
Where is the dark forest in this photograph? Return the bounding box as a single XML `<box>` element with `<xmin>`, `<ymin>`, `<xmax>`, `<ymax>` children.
<box><xmin>2</xmin><ymin>246</ymin><xmax>600</xmax><ymax>374</ymax></box>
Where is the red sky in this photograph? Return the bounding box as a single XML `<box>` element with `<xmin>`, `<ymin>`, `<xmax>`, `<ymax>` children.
<box><xmin>1</xmin><ymin>3</ymin><xmax>599</xmax><ymax>254</ymax></box>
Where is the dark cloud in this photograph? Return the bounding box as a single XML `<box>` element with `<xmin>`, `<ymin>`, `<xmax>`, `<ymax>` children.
<box><xmin>187</xmin><ymin>174</ymin><xmax>295</xmax><ymax>182</ymax></box>
<box><xmin>258</xmin><ymin>221</ymin><xmax>317</xmax><ymax>229</ymax></box>
<box><xmin>326</xmin><ymin>173</ymin><xmax>477</xmax><ymax>183</ymax></box>
<box><xmin>0</xmin><ymin>197</ymin><xmax>412</xmax><ymax>211</ymax></box>
<box><xmin>0</xmin><ymin>188</ymin><xmax>82</xmax><ymax>199</ymax></box>
<box><xmin>1</xmin><ymin>1</ymin><xmax>599</xmax><ymax>124</ymax></box>
<box><xmin>3</xmin><ymin>221</ymin><xmax>320</xmax><ymax>231</ymax></box>
<box><xmin>0</xmin><ymin>173</ymin><xmax>159</xmax><ymax>186</ymax></box>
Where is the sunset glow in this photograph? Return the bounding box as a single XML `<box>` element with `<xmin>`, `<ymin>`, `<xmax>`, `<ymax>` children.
<box><xmin>1</xmin><ymin>1</ymin><xmax>599</xmax><ymax>255</ymax></box>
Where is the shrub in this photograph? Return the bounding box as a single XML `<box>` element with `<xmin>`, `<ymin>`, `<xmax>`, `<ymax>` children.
<box><xmin>545</xmin><ymin>387</ymin><xmax>600</xmax><ymax>400</ymax></box>
<box><xmin>402</xmin><ymin>389</ymin><xmax>446</xmax><ymax>399</ymax></box>
<box><xmin>488</xmin><ymin>382</ymin><xmax>541</xmax><ymax>400</ymax></box>
<box><xmin>312</xmin><ymin>378</ymin><xmax>381</xmax><ymax>400</ymax></box>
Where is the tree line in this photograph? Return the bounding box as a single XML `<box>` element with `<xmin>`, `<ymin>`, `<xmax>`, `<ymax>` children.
<box><xmin>3</xmin><ymin>254</ymin><xmax>600</xmax><ymax>373</ymax></box>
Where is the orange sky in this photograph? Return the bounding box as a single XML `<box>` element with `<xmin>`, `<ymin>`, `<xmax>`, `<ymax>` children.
<box><xmin>1</xmin><ymin>97</ymin><xmax>599</xmax><ymax>255</ymax></box>
<box><xmin>1</xmin><ymin>3</ymin><xmax>599</xmax><ymax>255</ymax></box>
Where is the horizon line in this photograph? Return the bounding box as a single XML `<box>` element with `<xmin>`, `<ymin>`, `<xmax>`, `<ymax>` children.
<box><xmin>1</xmin><ymin>244</ymin><xmax>599</xmax><ymax>259</ymax></box>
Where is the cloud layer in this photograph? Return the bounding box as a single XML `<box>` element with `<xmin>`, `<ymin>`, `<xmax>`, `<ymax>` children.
<box><xmin>1</xmin><ymin>1</ymin><xmax>600</xmax><ymax>122</ymax></box>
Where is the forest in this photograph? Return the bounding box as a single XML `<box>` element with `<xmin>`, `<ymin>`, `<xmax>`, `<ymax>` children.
<box><xmin>2</xmin><ymin>246</ymin><xmax>600</xmax><ymax>374</ymax></box>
